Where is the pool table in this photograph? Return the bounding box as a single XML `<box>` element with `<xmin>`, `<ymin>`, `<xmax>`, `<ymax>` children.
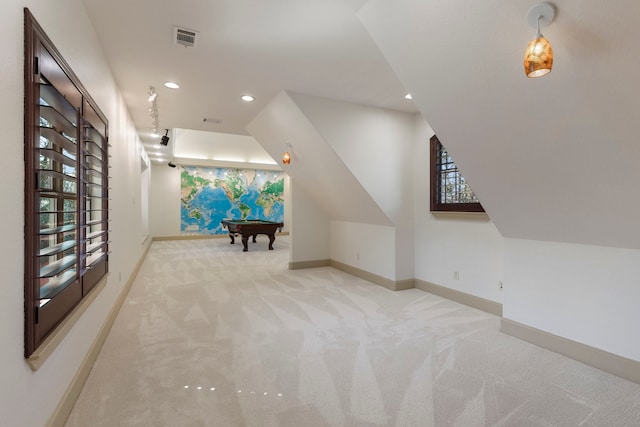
<box><xmin>221</xmin><ymin>219</ymin><xmax>284</xmax><ymax>252</ymax></box>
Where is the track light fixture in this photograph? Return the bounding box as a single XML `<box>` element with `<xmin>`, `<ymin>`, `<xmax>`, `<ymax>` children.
<box><xmin>147</xmin><ymin>86</ymin><xmax>157</xmax><ymax>102</ymax></box>
<box><xmin>168</xmin><ymin>161</ymin><xmax>176</xmax><ymax>168</ymax></box>
<box><xmin>148</xmin><ymin>85</ymin><xmax>160</xmax><ymax>134</ymax></box>
<box><xmin>160</xmin><ymin>129</ymin><xmax>170</xmax><ymax>146</ymax></box>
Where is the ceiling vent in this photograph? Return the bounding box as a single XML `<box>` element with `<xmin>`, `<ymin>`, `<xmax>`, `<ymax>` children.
<box><xmin>173</xmin><ymin>26</ymin><xmax>198</xmax><ymax>48</ymax></box>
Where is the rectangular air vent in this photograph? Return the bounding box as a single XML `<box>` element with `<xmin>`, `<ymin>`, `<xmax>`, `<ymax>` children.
<box><xmin>173</xmin><ymin>26</ymin><xmax>198</xmax><ymax>48</ymax></box>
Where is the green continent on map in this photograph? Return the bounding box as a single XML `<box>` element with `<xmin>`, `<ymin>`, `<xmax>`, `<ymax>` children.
<box><xmin>238</xmin><ymin>203</ymin><xmax>251</xmax><ymax>219</ymax></box>
<box><xmin>213</xmin><ymin>170</ymin><xmax>246</xmax><ymax>201</ymax></box>
<box><xmin>188</xmin><ymin>209</ymin><xmax>202</xmax><ymax>220</ymax></box>
<box><xmin>181</xmin><ymin>170</ymin><xmax>211</xmax><ymax>204</ymax></box>
<box><xmin>256</xmin><ymin>178</ymin><xmax>284</xmax><ymax>216</ymax></box>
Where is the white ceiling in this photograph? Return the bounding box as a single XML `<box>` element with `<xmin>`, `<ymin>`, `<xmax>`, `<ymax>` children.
<box><xmin>81</xmin><ymin>0</ymin><xmax>417</xmax><ymax>162</ymax></box>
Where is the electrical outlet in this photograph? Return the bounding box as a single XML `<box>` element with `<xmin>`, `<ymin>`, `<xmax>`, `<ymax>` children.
<box><xmin>454</xmin><ymin>271</ymin><xmax>460</xmax><ymax>280</ymax></box>
<box><xmin>499</xmin><ymin>281</ymin><xmax>503</xmax><ymax>290</ymax></box>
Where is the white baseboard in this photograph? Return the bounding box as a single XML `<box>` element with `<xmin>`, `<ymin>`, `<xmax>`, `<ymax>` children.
<box><xmin>414</xmin><ymin>279</ymin><xmax>503</xmax><ymax>317</ymax></box>
<box><xmin>153</xmin><ymin>234</ymin><xmax>227</xmax><ymax>241</ymax></box>
<box><xmin>330</xmin><ymin>260</ymin><xmax>414</xmax><ymax>291</ymax></box>
<box><xmin>289</xmin><ymin>259</ymin><xmax>330</xmax><ymax>269</ymax></box>
<box><xmin>501</xmin><ymin>318</ymin><xmax>640</xmax><ymax>385</ymax></box>
<box><xmin>153</xmin><ymin>232</ymin><xmax>290</xmax><ymax>241</ymax></box>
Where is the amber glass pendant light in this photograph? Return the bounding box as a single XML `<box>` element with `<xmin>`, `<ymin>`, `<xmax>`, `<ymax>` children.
<box><xmin>282</xmin><ymin>143</ymin><xmax>292</xmax><ymax>165</ymax></box>
<box><xmin>524</xmin><ymin>2</ymin><xmax>555</xmax><ymax>78</ymax></box>
<box><xmin>282</xmin><ymin>151</ymin><xmax>291</xmax><ymax>165</ymax></box>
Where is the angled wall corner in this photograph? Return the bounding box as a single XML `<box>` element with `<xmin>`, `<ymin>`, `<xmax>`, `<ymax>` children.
<box><xmin>247</xmin><ymin>91</ymin><xmax>421</xmax><ymax>280</ymax></box>
<box><xmin>286</xmin><ymin>92</ymin><xmax>417</xmax><ymax>280</ymax></box>
<box><xmin>289</xmin><ymin>179</ymin><xmax>330</xmax><ymax>265</ymax></box>
<box><xmin>246</xmin><ymin>91</ymin><xmax>391</xmax><ymax>226</ymax></box>
<box><xmin>286</xmin><ymin>93</ymin><xmax>415</xmax><ymax>224</ymax></box>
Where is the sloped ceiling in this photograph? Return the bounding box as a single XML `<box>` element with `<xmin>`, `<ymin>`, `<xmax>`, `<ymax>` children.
<box><xmin>360</xmin><ymin>0</ymin><xmax>640</xmax><ymax>249</ymax></box>
<box><xmin>247</xmin><ymin>91</ymin><xmax>392</xmax><ymax>226</ymax></box>
<box><xmin>288</xmin><ymin>92</ymin><xmax>415</xmax><ymax>224</ymax></box>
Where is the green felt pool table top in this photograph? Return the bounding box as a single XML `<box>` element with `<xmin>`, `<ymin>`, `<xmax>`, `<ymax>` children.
<box><xmin>221</xmin><ymin>219</ymin><xmax>283</xmax><ymax>225</ymax></box>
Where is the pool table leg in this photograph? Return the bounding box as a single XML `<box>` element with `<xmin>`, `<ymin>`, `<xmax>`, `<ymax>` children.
<box><xmin>268</xmin><ymin>234</ymin><xmax>275</xmax><ymax>250</ymax></box>
<box><xmin>228</xmin><ymin>234</ymin><xmax>235</xmax><ymax>244</ymax></box>
<box><xmin>241</xmin><ymin>235</ymin><xmax>249</xmax><ymax>252</ymax></box>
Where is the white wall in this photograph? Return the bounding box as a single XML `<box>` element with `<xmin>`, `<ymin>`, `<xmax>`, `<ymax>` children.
<box><xmin>413</xmin><ymin>118</ymin><xmax>505</xmax><ymax>303</ymax></box>
<box><xmin>283</xmin><ymin>175</ymin><xmax>291</xmax><ymax>235</ymax></box>
<box><xmin>150</xmin><ymin>163</ymin><xmax>182</xmax><ymax>237</ymax></box>
<box><xmin>140</xmin><ymin>158</ymin><xmax>151</xmax><ymax>242</ymax></box>
<box><xmin>0</xmin><ymin>2</ymin><xmax>148</xmax><ymax>427</ymax></box>
<box><xmin>504</xmin><ymin>238</ymin><xmax>640</xmax><ymax>361</ymax></box>
<box><xmin>412</xmin><ymin>114</ymin><xmax>640</xmax><ymax>362</ymax></box>
<box><xmin>0</xmin><ymin>4</ymin><xmax>29</xmax><ymax>424</ymax></box>
<box><xmin>289</xmin><ymin>93</ymin><xmax>416</xmax><ymax>280</ymax></box>
<box><xmin>331</xmin><ymin>221</ymin><xmax>396</xmax><ymax>279</ymax></box>
<box><xmin>290</xmin><ymin>179</ymin><xmax>330</xmax><ymax>263</ymax></box>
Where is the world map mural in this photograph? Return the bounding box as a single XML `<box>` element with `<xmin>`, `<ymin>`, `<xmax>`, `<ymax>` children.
<box><xmin>180</xmin><ymin>166</ymin><xmax>285</xmax><ymax>235</ymax></box>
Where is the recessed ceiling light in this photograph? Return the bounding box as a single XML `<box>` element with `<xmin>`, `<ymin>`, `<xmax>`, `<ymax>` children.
<box><xmin>164</xmin><ymin>81</ymin><xmax>180</xmax><ymax>89</ymax></box>
<box><xmin>241</xmin><ymin>95</ymin><xmax>254</xmax><ymax>102</ymax></box>
<box><xmin>150</xmin><ymin>132</ymin><xmax>160</xmax><ymax>138</ymax></box>
<box><xmin>405</xmin><ymin>93</ymin><xmax>413</xmax><ymax>100</ymax></box>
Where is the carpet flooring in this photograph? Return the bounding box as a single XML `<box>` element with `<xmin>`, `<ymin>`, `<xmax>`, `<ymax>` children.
<box><xmin>65</xmin><ymin>237</ymin><xmax>640</xmax><ymax>426</ymax></box>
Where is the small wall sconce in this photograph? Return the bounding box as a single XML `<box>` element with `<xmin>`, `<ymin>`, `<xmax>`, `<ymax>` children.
<box><xmin>282</xmin><ymin>143</ymin><xmax>292</xmax><ymax>165</ymax></box>
<box><xmin>524</xmin><ymin>2</ymin><xmax>555</xmax><ymax>78</ymax></box>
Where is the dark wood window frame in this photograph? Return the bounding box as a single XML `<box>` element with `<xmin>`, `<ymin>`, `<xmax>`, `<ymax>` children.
<box><xmin>430</xmin><ymin>135</ymin><xmax>485</xmax><ymax>213</ymax></box>
<box><xmin>24</xmin><ymin>9</ymin><xmax>110</xmax><ymax>357</ymax></box>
